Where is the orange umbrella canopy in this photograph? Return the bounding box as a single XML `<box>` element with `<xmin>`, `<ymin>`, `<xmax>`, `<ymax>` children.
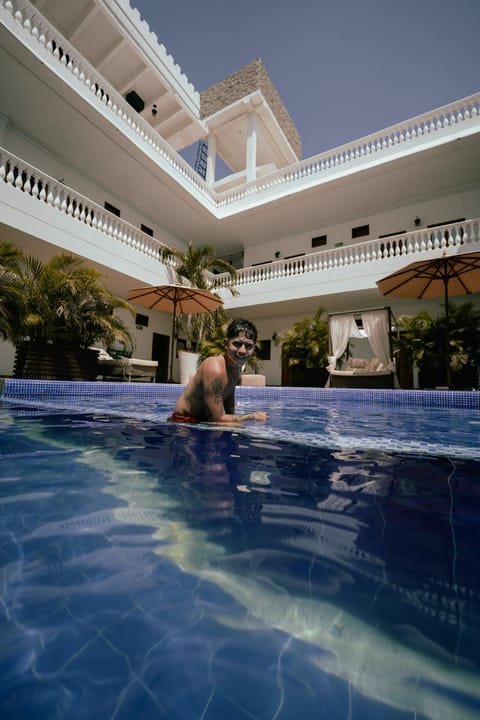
<box><xmin>127</xmin><ymin>284</ymin><xmax>223</xmax><ymax>314</ymax></box>
<box><xmin>376</xmin><ymin>251</ymin><xmax>480</xmax><ymax>301</ymax></box>
<box><xmin>377</xmin><ymin>250</ymin><xmax>480</xmax><ymax>386</ymax></box>
<box><xmin>127</xmin><ymin>284</ymin><xmax>223</xmax><ymax>382</ymax></box>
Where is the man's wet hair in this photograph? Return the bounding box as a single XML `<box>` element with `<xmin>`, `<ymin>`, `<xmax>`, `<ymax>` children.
<box><xmin>226</xmin><ymin>318</ymin><xmax>257</xmax><ymax>343</ymax></box>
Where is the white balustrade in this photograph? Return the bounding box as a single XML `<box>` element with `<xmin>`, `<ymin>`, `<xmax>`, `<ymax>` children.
<box><xmin>2</xmin><ymin>141</ymin><xmax>478</xmax><ymax>292</ymax></box>
<box><xmin>2</xmin><ymin>0</ymin><xmax>479</xmax><ymax>215</ymax></box>
<box><xmin>0</xmin><ymin>148</ymin><xmax>172</xmax><ymax>261</ymax></box>
<box><xmin>2</xmin><ymin>0</ymin><xmax>480</xmax><ymax>302</ymax></box>
<box><xmin>216</xmin><ymin>93</ymin><xmax>480</xmax><ymax>209</ymax></box>
<box><xmin>0</xmin><ymin>0</ymin><xmax>216</xmax><ymax>208</ymax></box>
<box><xmin>209</xmin><ymin>221</ymin><xmax>480</xmax><ymax>290</ymax></box>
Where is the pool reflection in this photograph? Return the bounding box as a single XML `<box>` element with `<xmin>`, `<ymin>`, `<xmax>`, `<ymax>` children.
<box><xmin>2</xmin><ymin>409</ymin><xmax>480</xmax><ymax>720</ymax></box>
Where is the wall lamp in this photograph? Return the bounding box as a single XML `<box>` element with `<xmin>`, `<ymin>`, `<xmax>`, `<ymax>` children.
<box><xmin>414</xmin><ymin>216</ymin><xmax>421</xmax><ymax>227</ymax></box>
<box><xmin>151</xmin><ymin>104</ymin><xmax>158</xmax><ymax>117</ymax></box>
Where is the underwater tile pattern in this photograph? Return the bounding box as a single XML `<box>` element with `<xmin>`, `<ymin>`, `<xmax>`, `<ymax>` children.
<box><xmin>2</xmin><ymin>380</ymin><xmax>480</xmax><ymax>719</ymax></box>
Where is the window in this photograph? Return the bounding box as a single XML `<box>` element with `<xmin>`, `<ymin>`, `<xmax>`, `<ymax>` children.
<box><xmin>427</xmin><ymin>218</ymin><xmax>465</xmax><ymax>228</ymax></box>
<box><xmin>312</xmin><ymin>235</ymin><xmax>327</xmax><ymax>248</ymax></box>
<box><xmin>104</xmin><ymin>201</ymin><xmax>120</xmax><ymax>217</ymax></box>
<box><xmin>352</xmin><ymin>224</ymin><xmax>369</xmax><ymax>239</ymax></box>
<box><xmin>141</xmin><ymin>224</ymin><xmax>153</xmax><ymax>237</ymax></box>
<box><xmin>257</xmin><ymin>340</ymin><xmax>271</xmax><ymax>361</ymax></box>
<box><xmin>135</xmin><ymin>313</ymin><xmax>149</xmax><ymax>328</ymax></box>
<box><xmin>125</xmin><ymin>90</ymin><xmax>145</xmax><ymax>113</ymax></box>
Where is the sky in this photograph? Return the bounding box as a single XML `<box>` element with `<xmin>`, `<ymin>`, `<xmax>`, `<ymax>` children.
<box><xmin>132</xmin><ymin>0</ymin><xmax>480</xmax><ymax>160</ymax></box>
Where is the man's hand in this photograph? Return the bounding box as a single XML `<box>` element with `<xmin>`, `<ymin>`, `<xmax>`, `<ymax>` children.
<box><xmin>252</xmin><ymin>411</ymin><xmax>269</xmax><ymax>421</ymax></box>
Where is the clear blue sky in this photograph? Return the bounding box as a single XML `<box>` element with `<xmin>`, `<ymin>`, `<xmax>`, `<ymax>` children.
<box><xmin>133</xmin><ymin>0</ymin><xmax>480</xmax><ymax>160</ymax></box>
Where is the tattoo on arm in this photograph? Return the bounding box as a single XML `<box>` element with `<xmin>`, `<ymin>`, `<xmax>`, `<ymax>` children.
<box><xmin>211</xmin><ymin>376</ymin><xmax>224</xmax><ymax>404</ymax></box>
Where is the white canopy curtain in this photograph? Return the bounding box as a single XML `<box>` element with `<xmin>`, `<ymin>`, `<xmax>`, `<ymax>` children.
<box><xmin>327</xmin><ymin>314</ymin><xmax>363</xmax><ymax>369</ymax></box>
<box><xmin>327</xmin><ymin>307</ymin><xmax>396</xmax><ymax>371</ymax></box>
<box><xmin>361</xmin><ymin>310</ymin><xmax>394</xmax><ymax>370</ymax></box>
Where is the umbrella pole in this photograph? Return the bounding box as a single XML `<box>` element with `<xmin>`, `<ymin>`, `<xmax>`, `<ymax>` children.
<box><xmin>444</xmin><ymin>271</ymin><xmax>451</xmax><ymax>388</ymax></box>
<box><xmin>168</xmin><ymin>302</ymin><xmax>177</xmax><ymax>383</ymax></box>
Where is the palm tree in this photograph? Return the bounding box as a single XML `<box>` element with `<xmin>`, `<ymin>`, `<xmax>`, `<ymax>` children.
<box><xmin>395</xmin><ymin>302</ymin><xmax>480</xmax><ymax>388</ymax></box>
<box><xmin>161</xmin><ymin>241</ymin><xmax>238</xmax><ymax>349</ymax></box>
<box><xmin>0</xmin><ymin>250</ymin><xmax>133</xmax><ymax>350</ymax></box>
<box><xmin>0</xmin><ymin>241</ymin><xmax>21</xmax><ymax>271</ymax></box>
<box><xmin>275</xmin><ymin>308</ymin><xmax>330</xmax><ymax>386</ymax></box>
<box><xmin>0</xmin><ymin>242</ymin><xmax>22</xmax><ymax>335</ymax></box>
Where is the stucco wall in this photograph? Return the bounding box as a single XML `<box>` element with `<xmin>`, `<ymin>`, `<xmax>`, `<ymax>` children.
<box><xmin>242</xmin><ymin>188</ymin><xmax>480</xmax><ymax>267</ymax></box>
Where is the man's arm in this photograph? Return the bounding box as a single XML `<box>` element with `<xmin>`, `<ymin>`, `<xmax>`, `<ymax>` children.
<box><xmin>202</xmin><ymin>364</ymin><xmax>236</xmax><ymax>423</ymax></box>
<box><xmin>202</xmin><ymin>360</ymin><xmax>268</xmax><ymax>424</ymax></box>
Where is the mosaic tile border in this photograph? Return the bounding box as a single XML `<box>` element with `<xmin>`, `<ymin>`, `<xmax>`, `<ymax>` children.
<box><xmin>2</xmin><ymin>380</ymin><xmax>480</xmax><ymax>461</ymax></box>
<box><xmin>2</xmin><ymin>379</ymin><xmax>480</xmax><ymax>411</ymax></box>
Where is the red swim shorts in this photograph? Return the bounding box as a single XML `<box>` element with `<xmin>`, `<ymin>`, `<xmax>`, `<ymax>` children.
<box><xmin>167</xmin><ymin>412</ymin><xmax>200</xmax><ymax>424</ymax></box>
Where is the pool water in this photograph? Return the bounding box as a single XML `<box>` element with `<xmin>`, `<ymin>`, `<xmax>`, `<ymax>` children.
<box><xmin>1</xmin><ymin>382</ymin><xmax>480</xmax><ymax>719</ymax></box>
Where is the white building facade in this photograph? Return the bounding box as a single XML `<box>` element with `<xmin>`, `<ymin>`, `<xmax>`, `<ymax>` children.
<box><xmin>1</xmin><ymin>0</ymin><xmax>480</xmax><ymax>384</ymax></box>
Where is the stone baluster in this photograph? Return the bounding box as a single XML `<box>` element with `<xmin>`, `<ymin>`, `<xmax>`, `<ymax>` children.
<box><xmin>5</xmin><ymin>161</ymin><xmax>15</xmax><ymax>185</ymax></box>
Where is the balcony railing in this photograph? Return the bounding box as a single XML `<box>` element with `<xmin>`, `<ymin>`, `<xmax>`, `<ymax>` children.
<box><xmin>2</xmin><ymin>0</ymin><xmax>480</xmax><ymax>215</ymax></box>
<box><xmin>215</xmin><ymin>94</ymin><xmax>480</xmax><ymax>209</ymax></box>
<box><xmin>2</xmin><ymin>146</ymin><xmax>480</xmax><ymax>293</ymax></box>
<box><xmin>0</xmin><ymin>0</ymin><xmax>216</xmax><ymax>208</ymax></box>
<box><xmin>0</xmin><ymin>147</ymin><xmax>177</xmax><ymax>265</ymax></box>
<box><xmin>209</xmin><ymin>221</ymin><xmax>480</xmax><ymax>289</ymax></box>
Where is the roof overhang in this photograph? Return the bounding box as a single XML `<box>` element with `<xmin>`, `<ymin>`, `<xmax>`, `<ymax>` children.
<box><xmin>205</xmin><ymin>90</ymin><xmax>299</xmax><ymax>174</ymax></box>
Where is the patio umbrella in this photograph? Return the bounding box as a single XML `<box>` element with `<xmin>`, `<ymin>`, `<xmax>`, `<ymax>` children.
<box><xmin>128</xmin><ymin>284</ymin><xmax>223</xmax><ymax>382</ymax></box>
<box><xmin>376</xmin><ymin>250</ymin><xmax>480</xmax><ymax>386</ymax></box>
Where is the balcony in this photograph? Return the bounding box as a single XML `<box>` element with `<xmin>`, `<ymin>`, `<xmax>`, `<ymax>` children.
<box><xmin>2</xmin><ymin>144</ymin><xmax>479</xmax><ymax>313</ymax></box>
<box><xmin>1</xmin><ymin>0</ymin><xmax>480</xmax><ymax>232</ymax></box>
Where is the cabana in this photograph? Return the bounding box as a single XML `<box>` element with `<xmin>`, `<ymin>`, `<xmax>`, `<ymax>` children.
<box><xmin>326</xmin><ymin>307</ymin><xmax>398</xmax><ymax>388</ymax></box>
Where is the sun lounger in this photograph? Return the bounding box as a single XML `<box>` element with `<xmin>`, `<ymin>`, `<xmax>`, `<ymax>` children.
<box><xmin>96</xmin><ymin>350</ymin><xmax>158</xmax><ymax>382</ymax></box>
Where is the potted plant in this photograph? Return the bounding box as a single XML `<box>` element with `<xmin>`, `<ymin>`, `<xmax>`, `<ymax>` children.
<box><xmin>0</xmin><ymin>245</ymin><xmax>134</xmax><ymax>380</ymax></box>
<box><xmin>161</xmin><ymin>241</ymin><xmax>238</xmax><ymax>382</ymax></box>
<box><xmin>275</xmin><ymin>308</ymin><xmax>330</xmax><ymax>387</ymax></box>
<box><xmin>394</xmin><ymin>302</ymin><xmax>480</xmax><ymax>389</ymax></box>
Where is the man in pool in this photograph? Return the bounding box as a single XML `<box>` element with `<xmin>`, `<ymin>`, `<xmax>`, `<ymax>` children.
<box><xmin>168</xmin><ymin>318</ymin><xmax>269</xmax><ymax>425</ymax></box>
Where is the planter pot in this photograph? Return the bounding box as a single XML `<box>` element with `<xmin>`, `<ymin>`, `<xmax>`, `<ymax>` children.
<box><xmin>240</xmin><ymin>374</ymin><xmax>266</xmax><ymax>386</ymax></box>
<box><xmin>282</xmin><ymin>363</ymin><xmax>328</xmax><ymax>387</ymax></box>
<box><xmin>14</xmin><ymin>343</ymin><xmax>100</xmax><ymax>381</ymax></box>
<box><xmin>178</xmin><ymin>350</ymin><xmax>200</xmax><ymax>384</ymax></box>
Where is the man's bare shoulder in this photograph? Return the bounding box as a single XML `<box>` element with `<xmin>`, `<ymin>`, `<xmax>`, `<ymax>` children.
<box><xmin>198</xmin><ymin>355</ymin><xmax>226</xmax><ymax>395</ymax></box>
<box><xmin>200</xmin><ymin>355</ymin><xmax>226</xmax><ymax>376</ymax></box>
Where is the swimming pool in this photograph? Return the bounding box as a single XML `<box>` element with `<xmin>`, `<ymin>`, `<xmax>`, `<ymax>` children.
<box><xmin>1</xmin><ymin>380</ymin><xmax>480</xmax><ymax>720</ymax></box>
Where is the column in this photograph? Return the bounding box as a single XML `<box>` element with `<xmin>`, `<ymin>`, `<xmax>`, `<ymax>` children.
<box><xmin>206</xmin><ymin>133</ymin><xmax>216</xmax><ymax>186</ymax></box>
<box><xmin>246</xmin><ymin>112</ymin><xmax>257</xmax><ymax>182</ymax></box>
